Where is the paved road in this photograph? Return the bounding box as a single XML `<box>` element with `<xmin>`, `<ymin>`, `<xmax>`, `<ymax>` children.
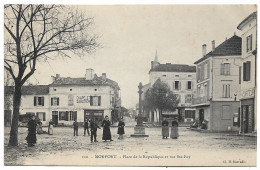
<box><xmin>4</xmin><ymin>124</ymin><xmax>256</xmax><ymax>166</ymax></box>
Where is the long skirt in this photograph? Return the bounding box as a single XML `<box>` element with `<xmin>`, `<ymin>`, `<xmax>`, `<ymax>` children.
<box><xmin>102</xmin><ymin>127</ymin><xmax>112</xmax><ymax>140</ymax></box>
<box><xmin>162</xmin><ymin>126</ymin><xmax>169</xmax><ymax>137</ymax></box>
<box><xmin>170</xmin><ymin>126</ymin><xmax>179</xmax><ymax>139</ymax></box>
<box><xmin>48</xmin><ymin>125</ymin><xmax>54</xmax><ymax>135</ymax></box>
<box><xmin>26</xmin><ymin>132</ymin><xmax>37</xmax><ymax>144</ymax></box>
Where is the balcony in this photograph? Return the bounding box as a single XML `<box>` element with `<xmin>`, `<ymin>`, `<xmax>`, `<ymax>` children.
<box><xmin>192</xmin><ymin>96</ymin><xmax>210</xmax><ymax>106</ymax></box>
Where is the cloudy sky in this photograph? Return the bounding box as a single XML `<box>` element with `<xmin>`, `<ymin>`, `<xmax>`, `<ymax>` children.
<box><xmin>25</xmin><ymin>5</ymin><xmax>256</xmax><ymax>108</ymax></box>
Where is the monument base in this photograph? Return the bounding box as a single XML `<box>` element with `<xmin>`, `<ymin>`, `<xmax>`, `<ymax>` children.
<box><xmin>130</xmin><ymin>126</ymin><xmax>149</xmax><ymax>137</ymax></box>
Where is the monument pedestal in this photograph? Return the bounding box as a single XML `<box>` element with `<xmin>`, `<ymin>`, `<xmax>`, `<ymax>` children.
<box><xmin>131</xmin><ymin>125</ymin><xmax>149</xmax><ymax>137</ymax></box>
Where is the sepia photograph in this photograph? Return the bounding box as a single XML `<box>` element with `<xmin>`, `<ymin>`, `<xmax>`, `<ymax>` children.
<box><xmin>2</xmin><ymin>1</ymin><xmax>258</xmax><ymax>167</ymax></box>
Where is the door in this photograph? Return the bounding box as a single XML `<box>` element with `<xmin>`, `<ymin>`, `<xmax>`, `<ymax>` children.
<box><xmin>52</xmin><ymin>111</ymin><xmax>58</xmax><ymax>125</ymax></box>
<box><xmin>243</xmin><ymin>105</ymin><xmax>249</xmax><ymax>133</ymax></box>
<box><xmin>199</xmin><ymin>109</ymin><xmax>204</xmax><ymax>125</ymax></box>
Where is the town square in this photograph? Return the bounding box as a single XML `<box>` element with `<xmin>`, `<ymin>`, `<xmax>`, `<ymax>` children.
<box><xmin>2</xmin><ymin>3</ymin><xmax>258</xmax><ymax>167</ymax></box>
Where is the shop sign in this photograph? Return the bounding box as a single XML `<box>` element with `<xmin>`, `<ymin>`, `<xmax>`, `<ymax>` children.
<box><xmin>241</xmin><ymin>88</ymin><xmax>255</xmax><ymax>99</ymax></box>
<box><xmin>76</xmin><ymin>96</ymin><xmax>90</xmax><ymax>103</ymax></box>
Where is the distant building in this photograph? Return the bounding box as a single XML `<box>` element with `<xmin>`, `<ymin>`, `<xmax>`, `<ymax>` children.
<box><xmin>147</xmin><ymin>51</ymin><xmax>197</xmax><ymax>123</ymax></box>
<box><xmin>237</xmin><ymin>11</ymin><xmax>257</xmax><ymax>134</ymax></box>
<box><xmin>192</xmin><ymin>35</ymin><xmax>242</xmax><ymax>131</ymax></box>
<box><xmin>4</xmin><ymin>69</ymin><xmax>121</xmax><ymax>126</ymax></box>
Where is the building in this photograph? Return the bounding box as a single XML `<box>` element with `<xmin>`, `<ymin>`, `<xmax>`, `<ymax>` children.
<box><xmin>237</xmin><ymin>11</ymin><xmax>257</xmax><ymax>134</ymax></box>
<box><xmin>4</xmin><ymin>69</ymin><xmax>121</xmax><ymax>126</ymax></box>
<box><xmin>148</xmin><ymin>52</ymin><xmax>197</xmax><ymax>123</ymax></box>
<box><xmin>192</xmin><ymin>35</ymin><xmax>242</xmax><ymax>131</ymax></box>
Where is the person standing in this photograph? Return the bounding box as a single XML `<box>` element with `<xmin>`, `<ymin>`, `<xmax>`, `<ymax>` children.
<box><xmin>73</xmin><ymin>120</ymin><xmax>79</xmax><ymax>136</ymax></box>
<box><xmin>90</xmin><ymin>119</ymin><xmax>100</xmax><ymax>142</ymax></box>
<box><xmin>84</xmin><ymin>119</ymin><xmax>90</xmax><ymax>136</ymax></box>
<box><xmin>26</xmin><ymin>115</ymin><xmax>37</xmax><ymax>147</ymax></box>
<box><xmin>102</xmin><ymin>115</ymin><xmax>113</xmax><ymax>141</ymax></box>
<box><xmin>48</xmin><ymin>119</ymin><xmax>54</xmax><ymax>135</ymax></box>
<box><xmin>117</xmin><ymin>117</ymin><xmax>125</xmax><ymax>139</ymax></box>
<box><xmin>170</xmin><ymin>119</ymin><xmax>179</xmax><ymax>139</ymax></box>
<box><xmin>162</xmin><ymin>117</ymin><xmax>169</xmax><ymax>139</ymax></box>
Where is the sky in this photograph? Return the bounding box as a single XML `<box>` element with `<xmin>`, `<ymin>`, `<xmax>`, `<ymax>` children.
<box><xmin>8</xmin><ymin>5</ymin><xmax>257</xmax><ymax>108</ymax></box>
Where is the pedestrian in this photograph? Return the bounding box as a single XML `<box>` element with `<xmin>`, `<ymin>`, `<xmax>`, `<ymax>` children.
<box><xmin>26</xmin><ymin>115</ymin><xmax>37</xmax><ymax>147</ymax></box>
<box><xmin>170</xmin><ymin>119</ymin><xmax>179</xmax><ymax>139</ymax></box>
<box><xmin>117</xmin><ymin>117</ymin><xmax>125</xmax><ymax>139</ymax></box>
<box><xmin>48</xmin><ymin>119</ymin><xmax>54</xmax><ymax>135</ymax></box>
<box><xmin>73</xmin><ymin>120</ymin><xmax>78</xmax><ymax>136</ymax></box>
<box><xmin>90</xmin><ymin>119</ymin><xmax>101</xmax><ymax>143</ymax></box>
<box><xmin>37</xmin><ymin>120</ymin><xmax>47</xmax><ymax>134</ymax></box>
<box><xmin>84</xmin><ymin>119</ymin><xmax>90</xmax><ymax>136</ymax></box>
<box><xmin>102</xmin><ymin>115</ymin><xmax>113</xmax><ymax>141</ymax></box>
<box><xmin>162</xmin><ymin>117</ymin><xmax>169</xmax><ymax>139</ymax></box>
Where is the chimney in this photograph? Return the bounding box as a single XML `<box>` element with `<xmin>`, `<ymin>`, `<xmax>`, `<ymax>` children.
<box><xmin>56</xmin><ymin>74</ymin><xmax>60</xmax><ymax>79</ymax></box>
<box><xmin>102</xmin><ymin>73</ymin><xmax>106</xmax><ymax>80</ymax></box>
<box><xmin>151</xmin><ymin>61</ymin><xmax>154</xmax><ymax>69</ymax></box>
<box><xmin>85</xmin><ymin>68</ymin><xmax>94</xmax><ymax>80</ymax></box>
<box><xmin>212</xmin><ymin>40</ymin><xmax>215</xmax><ymax>52</ymax></box>
<box><xmin>202</xmin><ymin>44</ymin><xmax>207</xmax><ymax>56</ymax></box>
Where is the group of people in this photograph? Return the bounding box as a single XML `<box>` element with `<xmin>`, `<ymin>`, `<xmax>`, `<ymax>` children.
<box><xmin>73</xmin><ymin>115</ymin><xmax>125</xmax><ymax>143</ymax></box>
<box><xmin>162</xmin><ymin>117</ymin><xmax>179</xmax><ymax>139</ymax></box>
<box><xmin>26</xmin><ymin>116</ymin><xmax>55</xmax><ymax>147</ymax></box>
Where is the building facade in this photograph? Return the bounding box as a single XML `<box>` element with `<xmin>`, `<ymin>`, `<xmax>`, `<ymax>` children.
<box><xmin>192</xmin><ymin>35</ymin><xmax>242</xmax><ymax>132</ymax></box>
<box><xmin>237</xmin><ymin>11</ymin><xmax>257</xmax><ymax>134</ymax></box>
<box><xmin>148</xmin><ymin>52</ymin><xmax>197</xmax><ymax>123</ymax></box>
<box><xmin>4</xmin><ymin>69</ymin><xmax>121</xmax><ymax>126</ymax></box>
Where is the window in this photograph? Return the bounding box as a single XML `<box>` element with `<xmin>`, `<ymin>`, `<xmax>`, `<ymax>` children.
<box><xmin>222</xmin><ymin>84</ymin><xmax>231</xmax><ymax>98</ymax></box>
<box><xmin>163</xmin><ymin>75</ymin><xmax>166</xmax><ymax>77</ymax></box>
<box><xmin>222</xmin><ymin>105</ymin><xmax>231</xmax><ymax>119</ymax></box>
<box><xmin>51</xmin><ymin>97</ymin><xmax>59</xmax><ymax>106</ymax></box>
<box><xmin>246</xmin><ymin>34</ymin><xmax>252</xmax><ymax>52</ymax></box>
<box><xmin>220</xmin><ymin>63</ymin><xmax>230</xmax><ymax>75</ymax></box>
<box><xmin>185</xmin><ymin>94</ymin><xmax>192</xmax><ymax>103</ymax></box>
<box><xmin>36</xmin><ymin>112</ymin><xmax>46</xmax><ymax>121</ymax></box>
<box><xmin>188</xmin><ymin>75</ymin><xmax>192</xmax><ymax>77</ymax></box>
<box><xmin>68</xmin><ymin>95</ymin><xmax>74</xmax><ymax>106</ymax></box>
<box><xmin>243</xmin><ymin>61</ymin><xmax>251</xmax><ymax>81</ymax></box>
<box><xmin>90</xmin><ymin>96</ymin><xmax>101</xmax><ymax>106</ymax></box>
<box><xmin>204</xmin><ymin>63</ymin><xmax>208</xmax><ymax>79</ymax></box>
<box><xmin>34</xmin><ymin>97</ymin><xmax>44</xmax><ymax>106</ymax></box>
<box><xmin>197</xmin><ymin>67</ymin><xmax>201</xmax><ymax>81</ymax></box>
<box><xmin>69</xmin><ymin>111</ymin><xmax>77</xmax><ymax>121</ymax></box>
<box><xmin>174</xmin><ymin>81</ymin><xmax>180</xmax><ymax>90</ymax></box>
<box><xmin>175</xmin><ymin>75</ymin><xmax>179</xmax><ymax>77</ymax></box>
<box><xmin>59</xmin><ymin>111</ymin><xmax>68</xmax><ymax>121</ymax></box>
<box><xmin>187</xmin><ymin>81</ymin><xmax>192</xmax><ymax>90</ymax></box>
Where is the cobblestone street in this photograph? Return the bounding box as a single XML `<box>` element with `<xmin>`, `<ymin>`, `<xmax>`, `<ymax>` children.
<box><xmin>4</xmin><ymin>119</ymin><xmax>257</xmax><ymax>166</ymax></box>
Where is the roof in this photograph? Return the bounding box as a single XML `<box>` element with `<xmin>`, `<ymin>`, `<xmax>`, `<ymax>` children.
<box><xmin>5</xmin><ymin>85</ymin><xmax>49</xmax><ymax>95</ymax></box>
<box><xmin>237</xmin><ymin>11</ymin><xmax>257</xmax><ymax>30</ymax></box>
<box><xmin>149</xmin><ymin>63</ymin><xmax>196</xmax><ymax>73</ymax></box>
<box><xmin>50</xmin><ymin>76</ymin><xmax>120</xmax><ymax>89</ymax></box>
<box><xmin>194</xmin><ymin>35</ymin><xmax>242</xmax><ymax>64</ymax></box>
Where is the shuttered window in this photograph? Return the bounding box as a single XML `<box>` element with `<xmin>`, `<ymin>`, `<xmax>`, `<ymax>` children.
<box><xmin>187</xmin><ymin>81</ymin><xmax>192</xmax><ymax>90</ymax></box>
<box><xmin>174</xmin><ymin>81</ymin><xmax>180</xmax><ymax>90</ymax></box>
<box><xmin>36</xmin><ymin>112</ymin><xmax>46</xmax><ymax>121</ymax></box>
<box><xmin>247</xmin><ymin>35</ymin><xmax>253</xmax><ymax>52</ymax></box>
<box><xmin>68</xmin><ymin>95</ymin><xmax>74</xmax><ymax>106</ymax></box>
<box><xmin>34</xmin><ymin>96</ymin><xmax>44</xmax><ymax>106</ymax></box>
<box><xmin>59</xmin><ymin>111</ymin><xmax>68</xmax><ymax>121</ymax></box>
<box><xmin>243</xmin><ymin>61</ymin><xmax>251</xmax><ymax>81</ymax></box>
<box><xmin>220</xmin><ymin>63</ymin><xmax>230</xmax><ymax>75</ymax></box>
<box><xmin>222</xmin><ymin>84</ymin><xmax>231</xmax><ymax>98</ymax></box>
<box><xmin>90</xmin><ymin>96</ymin><xmax>101</xmax><ymax>106</ymax></box>
<box><xmin>51</xmin><ymin>97</ymin><xmax>59</xmax><ymax>106</ymax></box>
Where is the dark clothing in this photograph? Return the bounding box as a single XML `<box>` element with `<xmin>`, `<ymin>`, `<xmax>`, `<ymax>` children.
<box><xmin>84</xmin><ymin>121</ymin><xmax>90</xmax><ymax>136</ymax></box>
<box><xmin>162</xmin><ymin>120</ymin><xmax>169</xmax><ymax>138</ymax></box>
<box><xmin>73</xmin><ymin>122</ymin><xmax>78</xmax><ymax>136</ymax></box>
<box><xmin>171</xmin><ymin>121</ymin><xmax>179</xmax><ymax>139</ymax></box>
<box><xmin>90</xmin><ymin>121</ymin><xmax>100</xmax><ymax>142</ymax></box>
<box><xmin>172</xmin><ymin>121</ymin><xmax>179</xmax><ymax>127</ymax></box>
<box><xmin>162</xmin><ymin>120</ymin><xmax>169</xmax><ymax>126</ymax></box>
<box><xmin>26</xmin><ymin>119</ymin><xmax>37</xmax><ymax>145</ymax></box>
<box><xmin>102</xmin><ymin>120</ymin><xmax>112</xmax><ymax>140</ymax></box>
<box><xmin>117</xmin><ymin>121</ymin><xmax>125</xmax><ymax>134</ymax></box>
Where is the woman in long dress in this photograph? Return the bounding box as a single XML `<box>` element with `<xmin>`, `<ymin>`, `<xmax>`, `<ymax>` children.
<box><xmin>117</xmin><ymin>118</ymin><xmax>125</xmax><ymax>139</ymax></box>
<box><xmin>102</xmin><ymin>115</ymin><xmax>113</xmax><ymax>141</ymax></box>
<box><xmin>162</xmin><ymin>117</ymin><xmax>169</xmax><ymax>139</ymax></box>
<box><xmin>171</xmin><ymin>119</ymin><xmax>179</xmax><ymax>139</ymax></box>
<box><xmin>26</xmin><ymin>115</ymin><xmax>37</xmax><ymax>146</ymax></box>
<box><xmin>48</xmin><ymin>119</ymin><xmax>54</xmax><ymax>135</ymax></box>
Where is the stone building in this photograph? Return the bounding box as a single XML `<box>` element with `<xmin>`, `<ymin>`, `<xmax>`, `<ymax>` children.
<box><xmin>237</xmin><ymin>11</ymin><xmax>257</xmax><ymax>134</ymax></box>
<box><xmin>192</xmin><ymin>35</ymin><xmax>242</xmax><ymax>131</ymax></box>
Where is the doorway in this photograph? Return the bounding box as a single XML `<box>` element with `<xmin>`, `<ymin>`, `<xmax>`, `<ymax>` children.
<box><xmin>52</xmin><ymin>111</ymin><xmax>58</xmax><ymax>125</ymax></box>
<box><xmin>199</xmin><ymin>109</ymin><xmax>204</xmax><ymax>125</ymax></box>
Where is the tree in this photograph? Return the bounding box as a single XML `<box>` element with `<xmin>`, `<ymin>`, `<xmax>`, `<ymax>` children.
<box><xmin>4</xmin><ymin>4</ymin><xmax>99</xmax><ymax>146</ymax></box>
<box><xmin>144</xmin><ymin>79</ymin><xmax>179</xmax><ymax>124</ymax></box>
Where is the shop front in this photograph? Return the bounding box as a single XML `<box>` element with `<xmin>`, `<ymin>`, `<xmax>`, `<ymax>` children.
<box><xmin>241</xmin><ymin>98</ymin><xmax>255</xmax><ymax>133</ymax></box>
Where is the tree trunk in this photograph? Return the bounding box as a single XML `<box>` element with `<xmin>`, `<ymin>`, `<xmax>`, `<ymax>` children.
<box><xmin>151</xmin><ymin>110</ymin><xmax>154</xmax><ymax>122</ymax></box>
<box><xmin>159</xmin><ymin>108</ymin><xmax>162</xmax><ymax>124</ymax></box>
<box><xmin>8</xmin><ymin>82</ymin><xmax>22</xmax><ymax>146</ymax></box>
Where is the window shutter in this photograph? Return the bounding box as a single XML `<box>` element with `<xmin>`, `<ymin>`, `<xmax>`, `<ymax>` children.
<box><xmin>74</xmin><ymin>111</ymin><xmax>77</xmax><ymax>121</ymax></box>
<box><xmin>227</xmin><ymin>64</ymin><xmax>230</xmax><ymax>75</ymax></box>
<box><xmin>34</xmin><ymin>97</ymin><xmax>37</xmax><ymax>106</ymax></box>
<box><xmin>42</xmin><ymin>97</ymin><xmax>44</xmax><ymax>106</ymax></box>
<box><xmin>247</xmin><ymin>61</ymin><xmax>251</xmax><ymax>81</ymax></box>
<box><xmin>201</xmin><ymin>65</ymin><xmax>204</xmax><ymax>80</ymax></box>
<box><xmin>243</xmin><ymin>62</ymin><xmax>247</xmax><ymax>81</ymax></box>
<box><xmin>179</xmin><ymin>81</ymin><xmax>181</xmax><ymax>90</ymax></box>
<box><xmin>207</xmin><ymin>62</ymin><xmax>210</xmax><ymax>78</ymax></box>
<box><xmin>220</xmin><ymin>64</ymin><xmax>224</xmax><ymax>75</ymax></box>
<box><xmin>98</xmin><ymin>96</ymin><xmax>101</xmax><ymax>106</ymax></box>
<box><xmin>59</xmin><ymin>112</ymin><xmax>61</xmax><ymax>120</ymax></box>
<box><xmin>90</xmin><ymin>96</ymin><xmax>93</xmax><ymax>106</ymax></box>
<box><xmin>249</xmin><ymin>35</ymin><xmax>252</xmax><ymax>51</ymax></box>
<box><xmin>51</xmin><ymin>98</ymin><xmax>53</xmax><ymax>106</ymax></box>
<box><xmin>43</xmin><ymin>113</ymin><xmax>46</xmax><ymax>121</ymax></box>
<box><xmin>247</xmin><ymin>36</ymin><xmax>249</xmax><ymax>52</ymax></box>
<box><xmin>190</xmin><ymin>82</ymin><xmax>193</xmax><ymax>90</ymax></box>
<box><xmin>65</xmin><ymin>111</ymin><xmax>69</xmax><ymax>121</ymax></box>
<box><xmin>186</xmin><ymin>81</ymin><xmax>188</xmax><ymax>90</ymax></box>
<box><xmin>239</xmin><ymin>66</ymin><xmax>241</xmax><ymax>84</ymax></box>
<box><xmin>227</xmin><ymin>85</ymin><xmax>230</xmax><ymax>98</ymax></box>
<box><xmin>57</xmin><ymin>98</ymin><xmax>59</xmax><ymax>106</ymax></box>
<box><xmin>222</xmin><ymin>85</ymin><xmax>225</xmax><ymax>97</ymax></box>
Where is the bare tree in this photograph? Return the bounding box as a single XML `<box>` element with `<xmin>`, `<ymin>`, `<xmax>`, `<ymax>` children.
<box><xmin>4</xmin><ymin>4</ymin><xmax>99</xmax><ymax>146</ymax></box>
